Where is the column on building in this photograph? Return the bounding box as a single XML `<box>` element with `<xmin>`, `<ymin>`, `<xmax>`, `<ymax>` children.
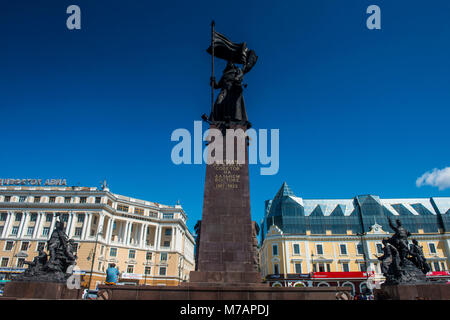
<box><xmin>86</xmin><ymin>212</ymin><xmax>94</xmax><ymax>239</ymax></box>
<box><xmin>154</xmin><ymin>225</ymin><xmax>161</xmax><ymax>250</ymax></box>
<box><xmin>105</xmin><ymin>217</ymin><xmax>114</xmax><ymax>244</ymax></box>
<box><xmin>139</xmin><ymin>223</ymin><xmax>145</xmax><ymax>248</ymax></box>
<box><xmin>32</xmin><ymin>212</ymin><xmax>43</xmax><ymax>239</ymax></box>
<box><xmin>1</xmin><ymin>211</ymin><xmax>13</xmax><ymax>238</ymax></box>
<box><xmin>142</xmin><ymin>224</ymin><xmax>148</xmax><ymax>248</ymax></box>
<box><xmin>18</xmin><ymin>211</ymin><xmax>30</xmax><ymax>238</ymax></box>
<box><xmin>65</xmin><ymin>212</ymin><xmax>73</xmax><ymax>237</ymax></box>
<box><xmin>170</xmin><ymin>226</ymin><xmax>175</xmax><ymax>251</ymax></box>
<box><xmin>97</xmin><ymin>213</ymin><xmax>105</xmax><ymax>238</ymax></box>
<box><xmin>127</xmin><ymin>222</ymin><xmax>133</xmax><ymax>246</ymax></box>
<box><xmin>68</xmin><ymin>211</ymin><xmax>77</xmax><ymax>238</ymax></box>
<box><xmin>81</xmin><ymin>212</ymin><xmax>89</xmax><ymax>239</ymax></box>
<box><xmin>48</xmin><ymin>212</ymin><xmax>57</xmax><ymax>238</ymax></box>
<box><xmin>304</xmin><ymin>240</ymin><xmax>311</xmax><ymax>274</ymax></box>
<box><xmin>123</xmin><ymin>221</ymin><xmax>130</xmax><ymax>245</ymax></box>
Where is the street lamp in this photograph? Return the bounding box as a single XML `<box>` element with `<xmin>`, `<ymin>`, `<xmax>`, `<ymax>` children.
<box><xmin>311</xmin><ymin>252</ymin><xmax>315</xmax><ymax>286</ymax></box>
<box><xmin>356</xmin><ymin>232</ymin><xmax>371</xmax><ymax>293</ymax></box>
<box><xmin>88</xmin><ymin>228</ymin><xmax>103</xmax><ymax>290</ymax></box>
<box><xmin>144</xmin><ymin>251</ymin><xmax>150</xmax><ymax>285</ymax></box>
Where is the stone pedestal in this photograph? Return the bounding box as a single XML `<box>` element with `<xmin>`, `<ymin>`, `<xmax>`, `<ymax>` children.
<box><xmin>97</xmin><ymin>284</ymin><xmax>352</xmax><ymax>300</ymax></box>
<box><xmin>374</xmin><ymin>283</ymin><xmax>450</xmax><ymax>300</ymax></box>
<box><xmin>190</xmin><ymin>124</ymin><xmax>261</xmax><ymax>286</ymax></box>
<box><xmin>3</xmin><ymin>281</ymin><xmax>83</xmax><ymax>300</ymax></box>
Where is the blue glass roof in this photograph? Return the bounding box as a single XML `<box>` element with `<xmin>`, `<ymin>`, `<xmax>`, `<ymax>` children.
<box><xmin>260</xmin><ymin>182</ymin><xmax>450</xmax><ymax>242</ymax></box>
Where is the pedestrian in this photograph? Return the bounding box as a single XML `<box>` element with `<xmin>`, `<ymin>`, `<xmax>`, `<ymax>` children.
<box><xmin>105</xmin><ymin>263</ymin><xmax>120</xmax><ymax>285</ymax></box>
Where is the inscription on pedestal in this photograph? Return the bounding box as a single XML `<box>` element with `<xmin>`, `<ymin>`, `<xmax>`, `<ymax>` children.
<box><xmin>213</xmin><ymin>163</ymin><xmax>242</xmax><ymax>190</ymax></box>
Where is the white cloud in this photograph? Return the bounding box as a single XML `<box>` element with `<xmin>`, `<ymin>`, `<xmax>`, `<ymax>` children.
<box><xmin>416</xmin><ymin>167</ymin><xmax>450</xmax><ymax>190</ymax></box>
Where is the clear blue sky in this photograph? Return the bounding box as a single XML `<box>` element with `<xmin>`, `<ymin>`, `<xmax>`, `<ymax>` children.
<box><xmin>1</xmin><ymin>0</ymin><xmax>449</xmax><ymax>233</ymax></box>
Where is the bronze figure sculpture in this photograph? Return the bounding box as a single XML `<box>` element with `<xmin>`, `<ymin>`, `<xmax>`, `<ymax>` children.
<box><xmin>378</xmin><ymin>217</ymin><xmax>430</xmax><ymax>285</ymax></box>
<box><xmin>14</xmin><ymin>215</ymin><xmax>78</xmax><ymax>283</ymax></box>
<box><xmin>202</xmin><ymin>21</ymin><xmax>258</xmax><ymax>133</ymax></box>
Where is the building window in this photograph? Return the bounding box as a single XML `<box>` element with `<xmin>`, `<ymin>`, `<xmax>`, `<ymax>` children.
<box><xmin>77</xmin><ymin>214</ymin><xmax>85</xmax><ymax>223</ymax></box>
<box><xmin>95</xmin><ymin>197</ymin><xmax>101</xmax><ymax>204</ymax></box>
<box><xmin>64</xmin><ymin>197</ymin><xmax>71</xmax><ymax>203</ymax></box>
<box><xmin>1</xmin><ymin>258</ymin><xmax>9</xmax><ymax>267</ymax></box>
<box><xmin>160</xmin><ymin>252</ymin><xmax>168</xmax><ymax>262</ymax></box>
<box><xmin>163</xmin><ymin>214</ymin><xmax>174</xmax><ymax>219</ymax></box>
<box><xmin>146</xmin><ymin>252</ymin><xmax>152</xmax><ymax>260</ymax></box>
<box><xmin>27</xmin><ymin>227</ymin><xmax>34</xmax><ymax>236</ymax></box>
<box><xmin>356</xmin><ymin>243</ymin><xmax>364</xmax><ymax>255</ymax></box>
<box><xmin>294</xmin><ymin>262</ymin><xmax>302</xmax><ymax>274</ymax></box>
<box><xmin>433</xmin><ymin>262</ymin><xmax>441</xmax><ymax>272</ymax></box>
<box><xmin>30</xmin><ymin>213</ymin><xmax>37</xmax><ymax>222</ymax></box>
<box><xmin>5</xmin><ymin>241</ymin><xmax>14</xmax><ymax>251</ymax></box>
<box><xmin>19</xmin><ymin>196</ymin><xmax>26</xmax><ymax>203</ymax></box>
<box><xmin>316</xmin><ymin>244</ymin><xmax>323</xmax><ymax>255</ymax></box>
<box><xmin>17</xmin><ymin>258</ymin><xmax>25</xmax><ymax>268</ymax></box>
<box><xmin>128</xmin><ymin>250</ymin><xmax>136</xmax><ymax>259</ymax></box>
<box><xmin>37</xmin><ymin>242</ymin><xmax>46</xmax><ymax>251</ymax></box>
<box><xmin>359</xmin><ymin>263</ymin><xmax>367</xmax><ymax>272</ymax></box>
<box><xmin>342</xmin><ymin>263</ymin><xmax>350</xmax><ymax>272</ymax></box>
<box><xmin>159</xmin><ymin>267</ymin><xmax>167</xmax><ymax>276</ymax></box>
<box><xmin>429</xmin><ymin>243</ymin><xmax>437</xmax><ymax>254</ymax></box>
<box><xmin>0</xmin><ymin>226</ymin><xmax>3</xmax><ymax>235</ymax></box>
<box><xmin>0</xmin><ymin>213</ymin><xmax>6</xmax><ymax>221</ymax></box>
<box><xmin>34</xmin><ymin>196</ymin><xmax>41</xmax><ymax>203</ymax></box>
<box><xmin>72</xmin><ymin>242</ymin><xmax>78</xmax><ymax>253</ymax></box>
<box><xmin>49</xmin><ymin>197</ymin><xmax>56</xmax><ymax>203</ymax></box>
<box><xmin>163</xmin><ymin>241</ymin><xmax>171</xmax><ymax>247</ymax></box>
<box><xmin>117</xmin><ymin>205</ymin><xmax>129</xmax><ymax>213</ymax></box>
<box><xmin>145</xmin><ymin>267</ymin><xmax>151</xmax><ymax>275</ymax></box>
<box><xmin>376</xmin><ymin>243</ymin><xmax>383</xmax><ymax>255</ymax></box>
<box><xmin>134</xmin><ymin>208</ymin><xmax>144</xmax><ymax>215</ymax></box>
<box><xmin>272</xmin><ymin>244</ymin><xmax>278</xmax><ymax>256</ymax></box>
<box><xmin>80</xmin><ymin>197</ymin><xmax>87</xmax><ymax>204</ymax></box>
<box><xmin>42</xmin><ymin>227</ymin><xmax>50</xmax><ymax>237</ymax></box>
<box><xmin>107</xmin><ymin>200</ymin><xmax>113</xmax><ymax>207</ymax></box>
<box><xmin>46</xmin><ymin>214</ymin><xmax>53</xmax><ymax>222</ymax></box>
<box><xmin>164</xmin><ymin>228</ymin><xmax>172</xmax><ymax>236</ymax></box>
<box><xmin>293</xmin><ymin>244</ymin><xmax>300</xmax><ymax>255</ymax></box>
<box><xmin>61</xmin><ymin>214</ymin><xmax>68</xmax><ymax>222</ymax></box>
<box><xmin>127</xmin><ymin>265</ymin><xmax>134</xmax><ymax>273</ymax></box>
<box><xmin>15</xmin><ymin>212</ymin><xmax>22</xmax><ymax>221</ymax></box>
<box><xmin>93</xmin><ymin>216</ymin><xmax>98</xmax><ymax>225</ymax></box>
<box><xmin>273</xmin><ymin>264</ymin><xmax>279</xmax><ymax>274</ymax></box>
<box><xmin>4</xmin><ymin>196</ymin><xmax>11</xmax><ymax>203</ymax></box>
<box><xmin>74</xmin><ymin>227</ymin><xmax>82</xmax><ymax>237</ymax></box>
<box><xmin>110</xmin><ymin>248</ymin><xmax>117</xmax><ymax>257</ymax></box>
<box><xmin>339</xmin><ymin>244</ymin><xmax>347</xmax><ymax>255</ymax></box>
<box><xmin>11</xmin><ymin>226</ymin><xmax>19</xmax><ymax>235</ymax></box>
<box><xmin>441</xmin><ymin>262</ymin><xmax>447</xmax><ymax>271</ymax></box>
<box><xmin>315</xmin><ymin>263</ymin><xmax>326</xmax><ymax>272</ymax></box>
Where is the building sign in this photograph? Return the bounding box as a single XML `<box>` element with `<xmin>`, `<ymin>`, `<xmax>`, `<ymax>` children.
<box><xmin>0</xmin><ymin>179</ymin><xmax>67</xmax><ymax>186</ymax></box>
<box><xmin>121</xmin><ymin>273</ymin><xmax>142</xmax><ymax>280</ymax></box>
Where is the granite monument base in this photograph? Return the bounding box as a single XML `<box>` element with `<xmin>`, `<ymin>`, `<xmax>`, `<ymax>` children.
<box><xmin>374</xmin><ymin>283</ymin><xmax>450</xmax><ymax>300</ymax></box>
<box><xmin>97</xmin><ymin>283</ymin><xmax>352</xmax><ymax>300</ymax></box>
<box><xmin>3</xmin><ymin>281</ymin><xmax>83</xmax><ymax>299</ymax></box>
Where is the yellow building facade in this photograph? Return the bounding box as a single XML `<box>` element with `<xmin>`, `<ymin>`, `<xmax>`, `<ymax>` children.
<box><xmin>259</xmin><ymin>183</ymin><xmax>450</xmax><ymax>292</ymax></box>
<box><xmin>0</xmin><ymin>183</ymin><xmax>195</xmax><ymax>289</ymax></box>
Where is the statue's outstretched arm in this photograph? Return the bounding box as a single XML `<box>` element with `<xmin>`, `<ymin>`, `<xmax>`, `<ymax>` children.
<box><xmin>388</xmin><ymin>217</ymin><xmax>395</xmax><ymax>231</ymax></box>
